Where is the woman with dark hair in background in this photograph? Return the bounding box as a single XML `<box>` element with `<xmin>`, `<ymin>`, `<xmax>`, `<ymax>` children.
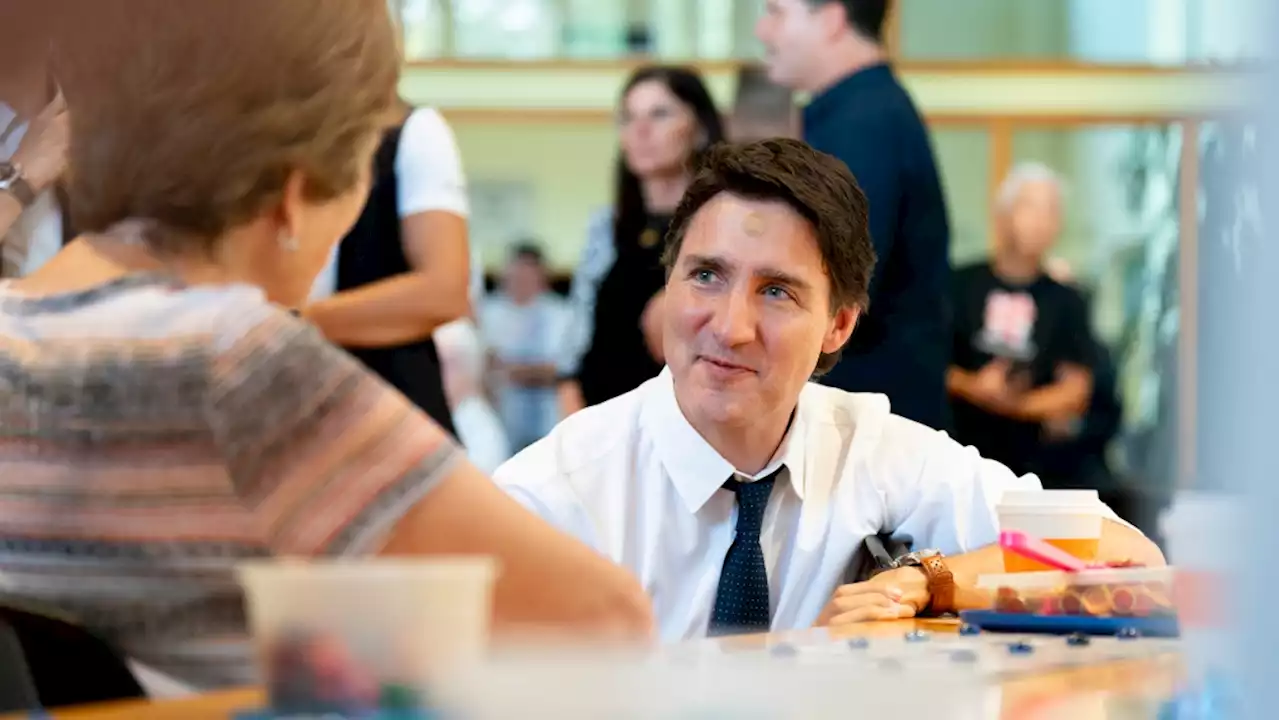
<box><xmin>559</xmin><ymin>66</ymin><xmax>726</xmax><ymax>413</ymax></box>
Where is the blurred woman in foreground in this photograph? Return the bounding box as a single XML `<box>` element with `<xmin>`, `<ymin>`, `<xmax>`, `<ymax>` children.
<box><xmin>0</xmin><ymin>0</ymin><xmax>650</xmax><ymax>689</ymax></box>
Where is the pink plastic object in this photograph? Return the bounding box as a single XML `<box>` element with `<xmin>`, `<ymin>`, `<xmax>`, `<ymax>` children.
<box><xmin>999</xmin><ymin>530</ymin><xmax>1089</xmax><ymax>572</ymax></box>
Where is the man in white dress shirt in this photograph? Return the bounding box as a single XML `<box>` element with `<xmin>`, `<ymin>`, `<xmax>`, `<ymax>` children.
<box><xmin>494</xmin><ymin>139</ymin><xmax>1162</xmax><ymax>641</ymax></box>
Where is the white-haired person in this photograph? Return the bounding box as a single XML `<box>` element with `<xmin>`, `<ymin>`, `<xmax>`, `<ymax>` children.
<box><xmin>947</xmin><ymin>162</ymin><xmax>1099</xmax><ymax>486</ymax></box>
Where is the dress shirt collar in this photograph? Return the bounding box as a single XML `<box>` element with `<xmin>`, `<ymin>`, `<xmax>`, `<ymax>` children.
<box><xmin>643</xmin><ymin>368</ymin><xmax>808</xmax><ymax>514</ymax></box>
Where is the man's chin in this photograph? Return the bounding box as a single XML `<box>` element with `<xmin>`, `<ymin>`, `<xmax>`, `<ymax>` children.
<box><xmin>686</xmin><ymin>391</ymin><xmax>754</xmax><ymax>428</ymax></box>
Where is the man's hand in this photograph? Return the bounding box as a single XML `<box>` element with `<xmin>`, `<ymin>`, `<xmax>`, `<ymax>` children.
<box><xmin>640</xmin><ymin>290</ymin><xmax>665</xmax><ymax>363</ymax></box>
<box><xmin>11</xmin><ymin>93</ymin><xmax>68</xmax><ymax>193</ymax></box>
<box><xmin>960</xmin><ymin>359</ymin><xmax>1030</xmax><ymax>416</ymax></box>
<box><xmin>814</xmin><ymin>566</ymin><xmax>930</xmax><ymax>628</ymax></box>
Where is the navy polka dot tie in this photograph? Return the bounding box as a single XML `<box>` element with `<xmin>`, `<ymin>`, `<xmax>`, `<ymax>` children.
<box><xmin>708</xmin><ymin>472</ymin><xmax>778</xmax><ymax>636</ymax></box>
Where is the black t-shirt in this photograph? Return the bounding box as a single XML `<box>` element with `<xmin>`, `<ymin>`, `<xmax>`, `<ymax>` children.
<box><xmin>577</xmin><ymin>213</ymin><xmax>671</xmax><ymax>407</ymax></box>
<box><xmin>949</xmin><ymin>262</ymin><xmax>1095</xmax><ymax>475</ymax></box>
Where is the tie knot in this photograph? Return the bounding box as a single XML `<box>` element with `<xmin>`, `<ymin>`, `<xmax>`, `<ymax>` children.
<box><xmin>723</xmin><ymin>473</ymin><xmax>777</xmax><ymax>536</ymax></box>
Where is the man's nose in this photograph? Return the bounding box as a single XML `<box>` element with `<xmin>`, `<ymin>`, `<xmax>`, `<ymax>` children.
<box><xmin>709</xmin><ymin>287</ymin><xmax>757</xmax><ymax>347</ymax></box>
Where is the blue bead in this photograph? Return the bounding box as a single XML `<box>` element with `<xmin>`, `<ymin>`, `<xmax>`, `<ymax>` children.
<box><xmin>1008</xmin><ymin>641</ymin><xmax>1034</xmax><ymax>655</ymax></box>
<box><xmin>847</xmin><ymin>637</ymin><xmax>869</xmax><ymax>650</ymax></box>
<box><xmin>958</xmin><ymin>623</ymin><xmax>981</xmax><ymax>636</ymax></box>
<box><xmin>1116</xmin><ymin>627</ymin><xmax>1141</xmax><ymax>640</ymax></box>
<box><xmin>950</xmin><ymin>649</ymin><xmax>979</xmax><ymax>663</ymax></box>
<box><xmin>1066</xmin><ymin>633</ymin><xmax>1091</xmax><ymax>647</ymax></box>
<box><xmin>904</xmin><ymin>629</ymin><xmax>930</xmax><ymax>642</ymax></box>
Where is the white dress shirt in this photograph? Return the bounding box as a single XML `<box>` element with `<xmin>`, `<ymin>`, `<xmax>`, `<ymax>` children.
<box><xmin>494</xmin><ymin>368</ymin><xmax>1045</xmax><ymax>641</ymax></box>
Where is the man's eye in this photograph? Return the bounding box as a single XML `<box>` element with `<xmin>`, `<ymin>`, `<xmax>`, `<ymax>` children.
<box><xmin>763</xmin><ymin>285</ymin><xmax>791</xmax><ymax>300</ymax></box>
<box><xmin>692</xmin><ymin>269</ymin><xmax>717</xmax><ymax>283</ymax></box>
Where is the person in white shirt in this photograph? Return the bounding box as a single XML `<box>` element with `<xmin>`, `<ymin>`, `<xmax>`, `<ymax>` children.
<box><xmin>480</xmin><ymin>243</ymin><xmax>574</xmax><ymax>451</ymax></box>
<box><xmin>494</xmin><ymin>138</ymin><xmax>1163</xmax><ymax>641</ymax></box>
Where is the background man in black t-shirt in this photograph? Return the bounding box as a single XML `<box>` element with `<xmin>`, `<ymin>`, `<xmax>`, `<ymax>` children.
<box><xmin>947</xmin><ymin>162</ymin><xmax>1096</xmax><ymax>481</ymax></box>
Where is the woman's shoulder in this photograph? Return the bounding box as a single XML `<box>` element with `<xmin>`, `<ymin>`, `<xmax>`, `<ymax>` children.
<box><xmin>0</xmin><ymin>275</ymin><xmax>279</xmax><ymax>346</ymax></box>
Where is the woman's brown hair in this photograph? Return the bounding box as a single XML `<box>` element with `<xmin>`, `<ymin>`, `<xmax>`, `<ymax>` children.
<box><xmin>53</xmin><ymin>0</ymin><xmax>400</xmax><ymax>252</ymax></box>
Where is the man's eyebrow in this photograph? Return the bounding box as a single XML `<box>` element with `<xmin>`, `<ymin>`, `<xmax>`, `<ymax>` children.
<box><xmin>756</xmin><ymin>268</ymin><xmax>812</xmax><ymax>292</ymax></box>
<box><xmin>681</xmin><ymin>254</ymin><xmax>732</xmax><ymax>273</ymax></box>
<box><xmin>681</xmin><ymin>254</ymin><xmax>813</xmax><ymax>292</ymax></box>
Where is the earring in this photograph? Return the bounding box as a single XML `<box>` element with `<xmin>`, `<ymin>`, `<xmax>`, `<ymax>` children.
<box><xmin>278</xmin><ymin>230</ymin><xmax>299</xmax><ymax>252</ymax></box>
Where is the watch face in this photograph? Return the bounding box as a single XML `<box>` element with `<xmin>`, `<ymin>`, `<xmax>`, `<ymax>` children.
<box><xmin>897</xmin><ymin>549</ymin><xmax>940</xmax><ymax>566</ymax></box>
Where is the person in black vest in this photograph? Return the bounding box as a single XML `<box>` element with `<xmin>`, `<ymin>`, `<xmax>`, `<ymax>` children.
<box><xmin>302</xmin><ymin>101</ymin><xmax>471</xmax><ymax>437</ymax></box>
<box><xmin>558</xmin><ymin>66</ymin><xmax>726</xmax><ymax>414</ymax></box>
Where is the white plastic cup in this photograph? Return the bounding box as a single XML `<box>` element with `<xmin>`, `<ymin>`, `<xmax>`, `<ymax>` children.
<box><xmin>237</xmin><ymin>558</ymin><xmax>497</xmax><ymax>715</ymax></box>
<box><xmin>996</xmin><ymin>490</ymin><xmax>1106</xmax><ymax>572</ymax></box>
<box><xmin>1160</xmin><ymin>492</ymin><xmax>1241</xmax><ymax>681</ymax></box>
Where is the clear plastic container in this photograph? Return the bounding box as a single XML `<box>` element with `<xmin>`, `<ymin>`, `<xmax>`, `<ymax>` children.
<box><xmin>976</xmin><ymin>567</ymin><xmax>1176</xmax><ymax>618</ymax></box>
<box><xmin>237</xmin><ymin>558</ymin><xmax>498</xmax><ymax>716</ymax></box>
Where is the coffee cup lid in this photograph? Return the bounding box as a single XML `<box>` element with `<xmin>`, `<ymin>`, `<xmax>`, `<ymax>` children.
<box><xmin>998</xmin><ymin>490</ymin><xmax>1100</xmax><ymax>507</ymax></box>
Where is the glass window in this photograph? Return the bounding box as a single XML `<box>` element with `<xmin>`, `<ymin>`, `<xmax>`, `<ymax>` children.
<box><xmin>898</xmin><ymin>0</ymin><xmax>1261</xmax><ymax>64</ymax></box>
<box><xmin>564</xmin><ymin>0</ymin><xmax>626</xmax><ymax>58</ymax></box>
<box><xmin>396</xmin><ymin>0</ymin><xmax>445</xmax><ymax>60</ymax></box>
<box><xmin>452</xmin><ymin>0</ymin><xmax>559</xmax><ymax>59</ymax></box>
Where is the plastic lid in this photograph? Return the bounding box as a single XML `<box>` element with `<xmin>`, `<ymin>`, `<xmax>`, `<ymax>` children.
<box><xmin>976</xmin><ymin>566</ymin><xmax>1174</xmax><ymax>590</ymax></box>
<box><xmin>998</xmin><ymin>490</ymin><xmax>1100</xmax><ymax>507</ymax></box>
<box><xmin>995</xmin><ymin>504</ymin><xmax>1106</xmax><ymax>515</ymax></box>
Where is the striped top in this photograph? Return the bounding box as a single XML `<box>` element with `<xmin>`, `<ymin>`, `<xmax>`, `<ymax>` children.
<box><xmin>0</xmin><ymin>273</ymin><xmax>460</xmax><ymax>689</ymax></box>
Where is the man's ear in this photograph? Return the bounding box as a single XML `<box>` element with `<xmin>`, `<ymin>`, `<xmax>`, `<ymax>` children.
<box><xmin>814</xmin><ymin>0</ymin><xmax>852</xmax><ymax>42</ymax></box>
<box><xmin>822</xmin><ymin>305</ymin><xmax>859</xmax><ymax>355</ymax></box>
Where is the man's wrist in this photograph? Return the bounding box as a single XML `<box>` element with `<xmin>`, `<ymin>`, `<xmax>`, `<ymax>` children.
<box><xmin>0</xmin><ymin>162</ymin><xmax>38</xmax><ymax>208</ymax></box>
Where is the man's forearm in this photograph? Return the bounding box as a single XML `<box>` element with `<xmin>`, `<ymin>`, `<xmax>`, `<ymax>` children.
<box><xmin>945</xmin><ymin>367</ymin><xmax>977</xmax><ymax>402</ymax></box>
<box><xmin>304</xmin><ymin>273</ymin><xmax>470</xmax><ymax>348</ymax></box>
<box><xmin>1011</xmin><ymin>378</ymin><xmax>1091</xmax><ymax>422</ymax></box>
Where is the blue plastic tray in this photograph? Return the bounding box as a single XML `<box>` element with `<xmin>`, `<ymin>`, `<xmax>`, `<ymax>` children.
<box><xmin>959</xmin><ymin>610</ymin><xmax>1180</xmax><ymax>638</ymax></box>
<box><xmin>234</xmin><ymin>710</ymin><xmax>439</xmax><ymax>719</ymax></box>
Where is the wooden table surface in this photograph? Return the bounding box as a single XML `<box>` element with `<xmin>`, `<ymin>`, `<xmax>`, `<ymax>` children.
<box><xmin>21</xmin><ymin>619</ymin><xmax>1185</xmax><ymax>719</ymax></box>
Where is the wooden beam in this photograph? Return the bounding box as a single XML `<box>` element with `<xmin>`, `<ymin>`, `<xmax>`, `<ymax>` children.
<box><xmin>406</xmin><ymin>58</ymin><xmax>1257</xmax><ymax>75</ymax></box>
<box><xmin>986</xmin><ymin>119</ymin><xmax>1014</xmax><ymax>250</ymax></box>
<box><xmin>884</xmin><ymin>1</ymin><xmax>901</xmax><ymax>59</ymax></box>
<box><xmin>1176</xmin><ymin>119</ymin><xmax>1200</xmax><ymax>489</ymax></box>
<box><xmin>435</xmin><ymin>108</ymin><xmax>1209</xmax><ymax>127</ymax></box>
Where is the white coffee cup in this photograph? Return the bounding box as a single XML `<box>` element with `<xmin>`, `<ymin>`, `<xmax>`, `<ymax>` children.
<box><xmin>996</xmin><ymin>490</ymin><xmax>1106</xmax><ymax>571</ymax></box>
<box><xmin>238</xmin><ymin>557</ymin><xmax>497</xmax><ymax>715</ymax></box>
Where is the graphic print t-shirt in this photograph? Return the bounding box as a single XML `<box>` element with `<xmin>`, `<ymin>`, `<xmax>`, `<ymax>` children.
<box><xmin>949</xmin><ymin>262</ymin><xmax>1096</xmax><ymax>475</ymax></box>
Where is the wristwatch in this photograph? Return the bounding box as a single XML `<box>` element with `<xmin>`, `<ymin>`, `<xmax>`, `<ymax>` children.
<box><xmin>0</xmin><ymin>162</ymin><xmax>37</xmax><ymax>209</ymax></box>
<box><xmin>892</xmin><ymin>549</ymin><xmax>956</xmax><ymax>616</ymax></box>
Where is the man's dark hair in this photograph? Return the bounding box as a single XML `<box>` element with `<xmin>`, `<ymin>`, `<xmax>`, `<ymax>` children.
<box><xmin>661</xmin><ymin>138</ymin><xmax>875</xmax><ymax>376</ymax></box>
<box><xmin>509</xmin><ymin>242</ymin><xmax>546</xmax><ymax>266</ymax></box>
<box><xmin>810</xmin><ymin>0</ymin><xmax>891</xmax><ymax>42</ymax></box>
